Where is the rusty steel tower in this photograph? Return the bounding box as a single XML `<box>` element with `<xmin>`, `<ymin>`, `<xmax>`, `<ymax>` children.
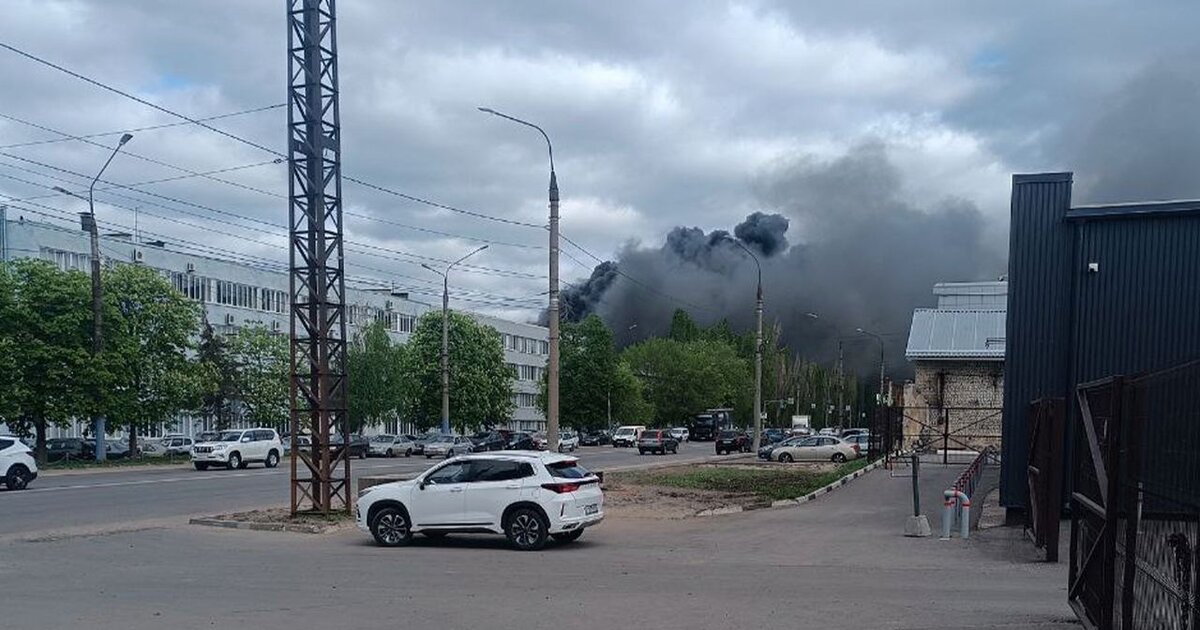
<box><xmin>287</xmin><ymin>0</ymin><xmax>350</xmax><ymax>514</ymax></box>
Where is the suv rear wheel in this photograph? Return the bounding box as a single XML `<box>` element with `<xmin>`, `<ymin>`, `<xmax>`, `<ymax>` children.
<box><xmin>505</xmin><ymin>507</ymin><xmax>549</xmax><ymax>551</ymax></box>
<box><xmin>265</xmin><ymin>450</ymin><xmax>280</xmax><ymax>468</ymax></box>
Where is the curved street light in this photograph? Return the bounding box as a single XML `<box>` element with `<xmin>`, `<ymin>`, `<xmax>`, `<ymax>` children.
<box><xmin>856</xmin><ymin>327</ymin><xmax>887</xmax><ymax>410</ymax></box>
<box><xmin>423</xmin><ymin>244</ymin><xmax>489</xmax><ymax>434</ymax></box>
<box><xmin>478</xmin><ymin>106</ymin><xmax>561</xmax><ymax>451</ymax></box>
<box><xmin>52</xmin><ymin>133</ymin><xmax>133</xmax><ymax>461</ymax></box>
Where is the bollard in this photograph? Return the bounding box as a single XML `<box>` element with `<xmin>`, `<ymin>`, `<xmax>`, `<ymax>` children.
<box><xmin>941</xmin><ymin>489</ymin><xmax>970</xmax><ymax>539</ymax></box>
<box><xmin>903</xmin><ymin>453</ymin><xmax>932</xmax><ymax>537</ymax></box>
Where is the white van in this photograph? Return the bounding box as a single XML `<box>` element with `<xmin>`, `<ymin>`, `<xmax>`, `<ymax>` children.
<box><xmin>612</xmin><ymin>425</ymin><xmax>646</xmax><ymax>448</ymax></box>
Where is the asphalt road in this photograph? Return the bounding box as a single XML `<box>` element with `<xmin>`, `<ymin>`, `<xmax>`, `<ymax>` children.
<box><xmin>0</xmin><ymin>442</ymin><xmax>718</xmax><ymax>536</ymax></box>
<box><xmin>0</xmin><ymin>460</ymin><xmax>1075</xmax><ymax>630</ymax></box>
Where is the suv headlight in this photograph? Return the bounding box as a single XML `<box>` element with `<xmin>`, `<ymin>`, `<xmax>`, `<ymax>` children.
<box><xmin>212</xmin><ymin>444</ymin><xmax>227</xmax><ymax>451</ymax></box>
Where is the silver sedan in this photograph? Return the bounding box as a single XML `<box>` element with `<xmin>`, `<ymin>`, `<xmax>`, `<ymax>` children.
<box><xmin>772</xmin><ymin>436</ymin><xmax>859</xmax><ymax>463</ymax></box>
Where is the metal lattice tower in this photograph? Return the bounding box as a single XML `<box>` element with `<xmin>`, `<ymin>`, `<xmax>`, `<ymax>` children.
<box><xmin>287</xmin><ymin>0</ymin><xmax>350</xmax><ymax>515</ymax></box>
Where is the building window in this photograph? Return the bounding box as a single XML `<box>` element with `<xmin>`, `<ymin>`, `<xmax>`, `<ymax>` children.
<box><xmin>42</xmin><ymin>248</ymin><xmax>89</xmax><ymax>272</ymax></box>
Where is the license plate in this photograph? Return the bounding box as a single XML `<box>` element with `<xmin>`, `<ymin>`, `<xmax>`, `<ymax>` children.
<box><xmin>584</xmin><ymin>504</ymin><xmax>598</xmax><ymax>515</ymax></box>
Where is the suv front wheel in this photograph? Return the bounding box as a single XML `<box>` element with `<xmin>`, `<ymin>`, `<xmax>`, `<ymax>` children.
<box><xmin>505</xmin><ymin>507</ymin><xmax>549</xmax><ymax>551</ymax></box>
<box><xmin>226</xmin><ymin>452</ymin><xmax>242</xmax><ymax>470</ymax></box>
<box><xmin>370</xmin><ymin>506</ymin><xmax>413</xmax><ymax>547</ymax></box>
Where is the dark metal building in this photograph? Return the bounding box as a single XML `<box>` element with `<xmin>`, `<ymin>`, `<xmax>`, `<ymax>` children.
<box><xmin>1000</xmin><ymin>172</ymin><xmax>1200</xmax><ymax>511</ymax></box>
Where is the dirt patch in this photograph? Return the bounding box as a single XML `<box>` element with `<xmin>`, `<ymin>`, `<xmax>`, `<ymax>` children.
<box><xmin>601</xmin><ymin>461</ymin><xmax>852</xmax><ymax>519</ymax></box>
<box><xmin>194</xmin><ymin>507</ymin><xmax>355</xmax><ymax>534</ymax></box>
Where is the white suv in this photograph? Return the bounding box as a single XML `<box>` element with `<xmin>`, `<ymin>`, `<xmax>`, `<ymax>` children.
<box><xmin>191</xmin><ymin>428</ymin><xmax>282</xmax><ymax>471</ymax></box>
<box><xmin>1</xmin><ymin>436</ymin><xmax>37</xmax><ymax>490</ymax></box>
<box><xmin>357</xmin><ymin>452</ymin><xmax>604</xmax><ymax>551</ymax></box>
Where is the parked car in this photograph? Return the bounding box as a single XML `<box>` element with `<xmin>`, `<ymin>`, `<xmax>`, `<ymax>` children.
<box><xmin>637</xmin><ymin>429</ymin><xmax>679</xmax><ymax>455</ymax></box>
<box><xmin>1</xmin><ymin>436</ymin><xmax>37</xmax><ymax>490</ymax></box>
<box><xmin>557</xmin><ymin>431</ymin><xmax>580</xmax><ymax>453</ymax></box>
<box><xmin>331</xmin><ymin>433</ymin><xmax>370</xmax><ymax>459</ymax></box>
<box><xmin>818</xmin><ymin>427</ymin><xmax>839</xmax><ymax>436</ymax></box>
<box><xmin>772</xmin><ymin>436</ymin><xmax>858</xmax><ymax>463</ymax></box>
<box><xmin>45</xmin><ymin>437</ymin><xmax>88</xmax><ymax>462</ymax></box>
<box><xmin>844</xmin><ymin>433</ymin><xmax>870</xmax><ymax>454</ymax></box>
<box><xmin>357</xmin><ymin>452</ymin><xmax>604</xmax><ymax>550</ymax></box>
<box><xmin>412</xmin><ymin>434</ymin><xmax>442</xmax><ymax>457</ymax></box>
<box><xmin>505</xmin><ymin>432</ymin><xmax>536</xmax><ymax>451</ymax></box>
<box><xmin>715</xmin><ymin>430</ymin><xmax>752</xmax><ymax>455</ymax></box>
<box><xmin>424</xmin><ymin>435</ymin><xmax>473</xmax><ymax>459</ymax></box>
<box><xmin>668</xmin><ymin>427</ymin><xmax>690</xmax><ymax>442</ymax></box>
<box><xmin>191</xmin><ymin>428</ymin><xmax>283</xmax><ymax>470</ymax></box>
<box><xmin>758</xmin><ymin>435</ymin><xmax>807</xmax><ymax>460</ymax></box>
<box><xmin>761</xmin><ymin>428</ymin><xmax>787</xmax><ymax>444</ymax></box>
<box><xmin>160</xmin><ymin>436</ymin><xmax>194</xmax><ymax>457</ymax></box>
<box><xmin>86</xmin><ymin>439</ymin><xmax>132</xmax><ymax>460</ymax></box>
<box><xmin>840</xmin><ymin>428</ymin><xmax>868</xmax><ymax>439</ymax></box>
<box><xmin>470</xmin><ymin>430</ymin><xmax>511</xmax><ymax>453</ymax></box>
<box><xmin>611</xmin><ymin>425</ymin><xmax>646</xmax><ymax>448</ymax></box>
<box><xmin>283</xmin><ymin>434</ymin><xmax>312</xmax><ymax>456</ymax></box>
<box><xmin>579</xmin><ymin>431</ymin><xmax>611</xmax><ymax>446</ymax></box>
<box><xmin>369</xmin><ymin>434</ymin><xmax>418</xmax><ymax>457</ymax></box>
<box><xmin>196</xmin><ymin>431</ymin><xmax>221</xmax><ymax>443</ymax></box>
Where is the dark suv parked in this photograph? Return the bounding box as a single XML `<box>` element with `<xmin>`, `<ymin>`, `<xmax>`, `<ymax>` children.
<box><xmin>637</xmin><ymin>429</ymin><xmax>679</xmax><ymax>455</ymax></box>
<box><xmin>715</xmin><ymin>430</ymin><xmax>751</xmax><ymax>455</ymax></box>
<box><xmin>471</xmin><ymin>430</ymin><xmax>511</xmax><ymax>452</ymax></box>
<box><xmin>580</xmin><ymin>431</ymin><xmax>611</xmax><ymax>446</ymax></box>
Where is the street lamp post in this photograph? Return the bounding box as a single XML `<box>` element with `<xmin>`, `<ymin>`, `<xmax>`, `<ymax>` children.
<box><xmin>52</xmin><ymin>132</ymin><xmax>132</xmax><ymax>462</ymax></box>
<box><xmin>731</xmin><ymin>241</ymin><xmax>764</xmax><ymax>452</ymax></box>
<box><xmin>478</xmin><ymin>106</ymin><xmax>560</xmax><ymax>452</ymax></box>
<box><xmin>856</xmin><ymin>328</ymin><xmax>887</xmax><ymax>411</ymax></box>
<box><xmin>422</xmin><ymin>245</ymin><xmax>489</xmax><ymax>435</ymax></box>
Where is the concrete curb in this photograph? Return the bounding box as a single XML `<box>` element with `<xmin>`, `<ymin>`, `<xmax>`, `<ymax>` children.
<box><xmin>694</xmin><ymin>458</ymin><xmax>884</xmax><ymax>516</ymax></box>
<box><xmin>40</xmin><ymin>462</ymin><xmax>193</xmax><ymax>477</ymax></box>
<box><xmin>188</xmin><ymin>517</ymin><xmax>338</xmax><ymax>535</ymax></box>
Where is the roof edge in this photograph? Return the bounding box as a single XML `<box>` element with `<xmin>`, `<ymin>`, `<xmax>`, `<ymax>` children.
<box><xmin>1013</xmin><ymin>172</ymin><xmax>1073</xmax><ymax>185</ymax></box>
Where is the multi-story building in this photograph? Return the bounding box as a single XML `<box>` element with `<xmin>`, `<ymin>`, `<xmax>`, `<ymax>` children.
<box><xmin>0</xmin><ymin>211</ymin><xmax>548</xmax><ymax>437</ymax></box>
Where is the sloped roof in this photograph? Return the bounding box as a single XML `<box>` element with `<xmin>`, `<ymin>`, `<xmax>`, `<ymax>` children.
<box><xmin>905</xmin><ymin>308</ymin><xmax>1006</xmax><ymax>361</ymax></box>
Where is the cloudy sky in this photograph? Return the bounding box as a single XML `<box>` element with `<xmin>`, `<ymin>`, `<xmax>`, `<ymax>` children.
<box><xmin>1</xmin><ymin>1</ymin><xmax>1197</xmax><ymax>328</ymax></box>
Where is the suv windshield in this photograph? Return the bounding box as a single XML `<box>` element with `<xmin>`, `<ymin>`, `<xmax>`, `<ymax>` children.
<box><xmin>641</xmin><ymin>431</ymin><xmax>660</xmax><ymax>438</ymax></box>
<box><xmin>218</xmin><ymin>431</ymin><xmax>243</xmax><ymax>442</ymax></box>
<box><xmin>615</xmin><ymin>428</ymin><xmax>634</xmax><ymax>436</ymax></box>
<box><xmin>718</xmin><ymin>430</ymin><xmax>738</xmax><ymax>439</ymax></box>
<box><xmin>546</xmin><ymin>460</ymin><xmax>592</xmax><ymax>479</ymax></box>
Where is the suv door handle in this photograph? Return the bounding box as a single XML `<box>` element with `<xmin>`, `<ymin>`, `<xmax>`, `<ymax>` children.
<box><xmin>449</xmin><ymin>487</ymin><xmax>465</xmax><ymax>493</ymax></box>
<box><xmin>504</xmin><ymin>484</ymin><xmax>520</xmax><ymax>489</ymax></box>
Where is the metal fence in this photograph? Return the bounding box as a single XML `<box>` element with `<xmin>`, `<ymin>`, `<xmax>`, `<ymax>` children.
<box><xmin>1027</xmin><ymin>397</ymin><xmax>1066</xmax><ymax>562</ymax></box>
<box><xmin>1069</xmin><ymin>360</ymin><xmax>1200</xmax><ymax>630</ymax></box>
<box><xmin>868</xmin><ymin>406</ymin><xmax>903</xmax><ymax>463</ymax></box>
<box><xmin>897</xmin><ymin>405</ymin><xmax>1003</xmax><ymax>465</ymax></box>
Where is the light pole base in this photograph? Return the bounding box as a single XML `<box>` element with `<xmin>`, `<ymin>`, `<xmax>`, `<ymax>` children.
<box><xmin>904</xmin><ymin>514</ymin><xmax>932</xmax><ymax>537</ymax></box>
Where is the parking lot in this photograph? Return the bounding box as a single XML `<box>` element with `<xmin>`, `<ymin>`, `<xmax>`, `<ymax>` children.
<box><xmin>0</xmin><ymin>459</ymin><xmax>1073</xmax><ymax>630</ymax></box>
<box><xmin>0</xmin><ymin>442</ymin><xmax>718</xmax><ymax>537</ymax></box>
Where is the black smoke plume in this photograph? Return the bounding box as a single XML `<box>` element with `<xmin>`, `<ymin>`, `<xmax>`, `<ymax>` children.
<box><xmin>558</xmin><ymin>141</ymin><xmax>1005</xmax><ymax>378</ymax></box>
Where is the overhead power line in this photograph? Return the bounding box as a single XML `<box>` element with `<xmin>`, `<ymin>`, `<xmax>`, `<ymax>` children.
<box><xmin>0</xmin><ymin>103</ymin><xmax>284</xmax><ymax>149</ymax></box>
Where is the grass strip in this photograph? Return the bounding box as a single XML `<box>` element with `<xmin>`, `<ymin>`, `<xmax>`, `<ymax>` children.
<box><xmin>624</xmin><ymin>458</ymin><xmax>873</xmax><ymax>501</ymax></box>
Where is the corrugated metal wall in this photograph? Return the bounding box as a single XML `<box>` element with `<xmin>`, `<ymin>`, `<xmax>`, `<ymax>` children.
<box><xmin>1000</xmin><ymin>173</ymin><xmax>1075</xmax><ymax>508</ymax></box>
<box><xmin>1001</xmin><ymin>172</ymin><xmax>1200</xmax><ymax>510</ymax></box>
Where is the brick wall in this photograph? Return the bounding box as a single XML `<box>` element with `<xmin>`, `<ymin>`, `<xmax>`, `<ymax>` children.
<box><xmin>902</xmin><ymin>360</ymin><xmax>1003</xmax><ymax>451</ymax></box>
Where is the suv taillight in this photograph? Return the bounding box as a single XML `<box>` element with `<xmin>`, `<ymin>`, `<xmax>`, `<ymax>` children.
<box><xmin>541</xmin><ymin>482</ymin><xmax>580</xmax><ymax>493</ymax></box>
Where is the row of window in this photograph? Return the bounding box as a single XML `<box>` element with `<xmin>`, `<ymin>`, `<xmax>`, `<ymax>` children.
<box><xmin>348</xmin><ymin>305</ymin><xmax>415</xmax><ymax>334</ymax></box>
<box><xmin>502</xmin><ymin>333</ymin><xmax>548</xmax><ymax>356</ymax></box>
<box><xmin>511</xmin><ymin>392</ymin><xmax>538</xmax><ymax>409</ymax></box>
<box><xmin>506</xmin><ymin>363</ymin><xmax>544</xmax><ymax>382</ymax></box>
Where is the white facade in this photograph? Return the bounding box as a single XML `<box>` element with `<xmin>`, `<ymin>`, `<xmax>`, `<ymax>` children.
<box><xmin>0</xmin><ymin>213</ymin><xmax>548</xmax><ymax>437</ymax></box>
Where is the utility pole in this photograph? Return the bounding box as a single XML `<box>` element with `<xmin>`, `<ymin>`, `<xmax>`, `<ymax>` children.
<box><xmin>732</xmin><ymin>241</ymin><xmax>763</xmax><ymax>451</ymax></box>
<box><xmin>54</xmin><ymin>133</ymin><xmax>132</xmax><ymax>462</ymax></box>
<box><xmin>478</xmin><ymin>107</ymin><xmax>560</xmax><ymax>452</ymax></box>
<box><xmin>836</xmin><ymin>338</ymin><xmax>845</xmax><ymax>427</ymax></box>
<box><xmin>422</xmin><ymin>245</ymin><xmax>488</xmax><ymax>435</ymax></box>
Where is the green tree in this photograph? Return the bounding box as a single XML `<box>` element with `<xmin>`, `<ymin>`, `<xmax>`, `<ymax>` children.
<box><xmin>347</xmin><ymin>320</ymin><xmax>407</xmax><ymax>433</ymax></box>
<box><xmin>536</xmin><ymin>314</ymin><xmax>649</xmax><ymax>431</ymax></box>
<box><xmin>0</xmin><ymin>260</ymin><xmax>94</xmax><ymax>463</ymax></box>
<box><xmin>197</xmin><ymin>320</ymin><xmax>237</xmax><ymax>431</ymax></box>
<box><xmin>103</xmin><ymin>264</ymin><xmax>204</xmax><ymax>455</ymax></box>
<box><xmin>405</xmin><ymin>311</ymin><xmax>514</xmax><ymax>433</ymax></box>
<box><xmin>230</xmin><ymin>325</ymin><xmax>290</xmax><ymax>431</ymax></box>
<box><xmin>668</xmin><ymin>309</ymin><xmax>700</xmax><ymax>343</ymax></box>
<box><xmin>621</xmin><ymin>337</ymin><xmax>749</xmax><ymax>427</ymax></box>
<box><xmin>610</xmin><ymin>360</ymin><xmax>654</xmax><ymax>426</ymax></box>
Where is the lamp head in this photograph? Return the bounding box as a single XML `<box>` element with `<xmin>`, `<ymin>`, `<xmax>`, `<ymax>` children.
<box><xmin>118</xmin><ymin>133</ymin><xmax>133</xmax><ymax>146</ymax></box>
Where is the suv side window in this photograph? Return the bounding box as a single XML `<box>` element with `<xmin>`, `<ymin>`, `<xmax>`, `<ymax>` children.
<box><xmin>469</xmin><ymin>460</ymin><xmax>528</xmax><ymax>482</ymax></box>
<box><xmin>426</xmin><ymin>462</ymin><xmax>470</xmax><ymax>485</ymax></box>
